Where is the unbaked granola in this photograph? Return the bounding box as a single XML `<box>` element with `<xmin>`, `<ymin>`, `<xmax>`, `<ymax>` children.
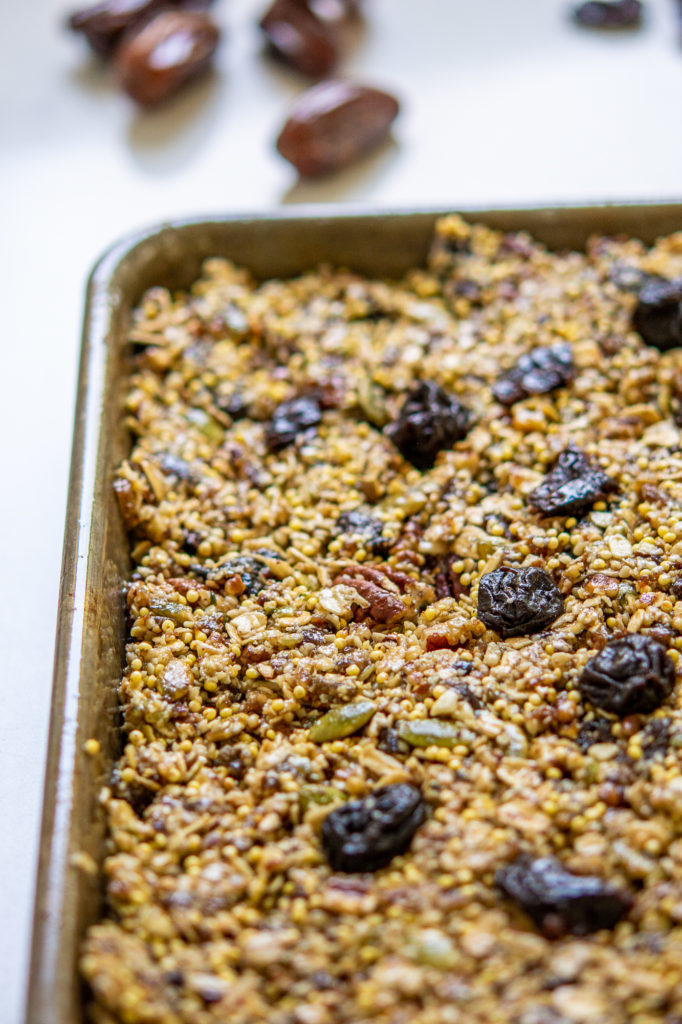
<box><xmin>82</xmin><ymin>215</ymin><xmax>682</xmax><ymax>1024</ymax></box>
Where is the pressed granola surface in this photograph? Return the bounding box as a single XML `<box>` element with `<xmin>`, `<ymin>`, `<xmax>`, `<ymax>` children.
<box><xmin>82</xmin><ymin>217</ymin><xmax>682</xmax><ymax>1024</ymax></box>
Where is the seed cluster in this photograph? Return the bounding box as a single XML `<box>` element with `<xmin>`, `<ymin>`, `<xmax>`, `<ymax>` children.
<box><xmin>82</xmin><ymin>216</ymin><xmax>682</xmax><ymax>1024</ymax></box>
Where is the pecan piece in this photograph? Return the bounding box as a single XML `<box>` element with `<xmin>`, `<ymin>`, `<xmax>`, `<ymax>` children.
<box><xmin>332</xmin><ymin>564</ymin><xmax>409</xmax><ymax>623</ymax></box>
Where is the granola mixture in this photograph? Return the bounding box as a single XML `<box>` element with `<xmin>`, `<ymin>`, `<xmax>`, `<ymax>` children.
<box><xmin>82</xmin><ymin>216</ymin><xmax>682</xmax><ymax>1024</ymax></box>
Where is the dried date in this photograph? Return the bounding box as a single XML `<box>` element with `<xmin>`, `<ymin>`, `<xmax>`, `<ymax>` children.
<box><xmin>492</xmin><ymin>343</ymin><xmax>574</xmax><ymax>405</ymax></box>
<box><xmin>321</xmin><ymin>783</ymin><xmax>426</xmax><ymax>872</ymax></box>
<box><xmin>68</xmin><ymin>0</ymin><xmax>167</xmax><ymax>55</ymax></box>
<box><xmin>477</xmin><ymin>566</ymin><xmax>564</xmax><ymax>638</ymax></box>
<box><xmin>260</xmin><ymin>0</ymin><xmax>339</xmax><ymax>77</ymax></box>
<box><xmin>114</xmin><ymin>10</ymin><xmax>220</xmax><ymax>106</ymax></box>
<box><xmin>528</xmin><ymin>446</ymin><xmax>619</xmax><ymax>518</ymax></box>
<box><xmin>68</xmin><ymin>0</ymin><xmax>215</xmax><ymax>57</ymax></box>
<box><xmin>578</xmin><ymin>634</ymin><xmax>675</xmax><ymax>716</ymax></box>
<box><xmin>276</xmin><ymin>80</ymin><xmax>399</xmax><ymax>176</ymax></box>
<box><xmin>386</xmin><ymin>381</ymin><xmax>472</xmax><ymax>470</ymax></box>
<box><xmin>572</xmin><ymin>0</ymin><xmax>642</xmax><ymax>29</ymax></box>
<box><xmin>632</xmin><ymin>276</ymin><xmax>682</xmax><ymax>351</ymax></box>
<box><xmin>497</xmin><ymin>856</ymin><xmax>632</xmax><ymax>936</ymax></box>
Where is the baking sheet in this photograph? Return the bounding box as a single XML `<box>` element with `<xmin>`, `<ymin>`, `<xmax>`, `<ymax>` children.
<box><xmin>25</xmin><ymin>202</ymin><xmax>682</xmax><ymax>1024</ymax></box>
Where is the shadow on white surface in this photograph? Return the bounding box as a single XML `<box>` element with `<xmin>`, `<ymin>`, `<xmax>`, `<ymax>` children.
<box><xmin>281</xmin><ymin>134</ymin><xmax>401</xmax><ymax>204</ymax></box>
<box><xmin>126</xmin><ymin>69</ymin><xmax>223</xmax><ymax>173</ymax></box>
<box><xmin>68</xmin><ymin>53</ymin><xmax>118</xmax><ymax>96</ymax></box>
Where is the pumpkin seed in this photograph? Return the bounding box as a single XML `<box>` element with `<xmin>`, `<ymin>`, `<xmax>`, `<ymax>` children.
<box><xmin>397</xmin><ymin>718</ymin><xmax>460</xmax><ymax>748</ymax></box>
<box><xmin>357</xmin><ymin>376</ymin><xmax>389</xmax><ymax>427</ymax></box>
<box><xmin>299</xmin><ymin>785</ymin><xmax>345</xmax><ymax>812</ymax></box>
<box><xmin>148</xmin><ymin>598</ymin><xmax>191</xmax><ymax>624</ymax></box>
<box><xmin>309</xmin><ymin>701</ymin><xmax>376</xmax><ymax>743</ymax></box>
<box><xmin>186</xmin><ymin>407</ymin><xmax>225</xmax><ymax>444</ymax></box>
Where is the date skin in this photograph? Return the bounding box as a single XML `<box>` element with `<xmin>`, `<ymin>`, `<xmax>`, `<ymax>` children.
<box><xmin>68</xmin><ymin>0</ymin><xmax>169</xmax><ymax>56</ymax></box>
<box><xmin>276</xmin><ymin>80</ymin><xmax>400</xmax><ymax>176</ymax></box>
<box><xmin>260</xmin><ymin>0</ymin><xmax>339</xmax><ymax>77</ymax></box>
<box><xmin>68</xmin><ymin>0</ymin><xmax>215</xmax><ymax>57</ymax></box>
<box><xmin>114</xmin><ymin>10</ymin><xmax>220</xmax><ymax>106</ymax></box>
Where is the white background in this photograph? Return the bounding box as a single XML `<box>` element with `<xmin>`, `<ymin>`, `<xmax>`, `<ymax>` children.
<box><xmin>2</xmin><ymin>0</ymin><xmax>682</xmax><ymax>1020</ymax></box>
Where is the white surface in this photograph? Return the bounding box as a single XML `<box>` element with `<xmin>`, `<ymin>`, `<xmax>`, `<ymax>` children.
<box><xmin>2</xmin><ymin>0</ymin><xmax>682</xmax><ymax>1020</ymax></box>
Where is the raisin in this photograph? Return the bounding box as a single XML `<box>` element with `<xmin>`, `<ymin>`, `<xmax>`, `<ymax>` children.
<box><xmin>579</xmin><ymin>634</ymin><xmax>675</xmax><ymax>716</ymax></box>
<box><xmin>447</xmin><ymin>681</ymin><xmax>483</xmax><ymax>710</ymax></box>
<box><xmin>377</xmin><ymin>727</ymin><xmax>410</xmax><ymax>756</ymax></box>
<box><xmin>321</xmin><ymin>783</ymin><xmax>426</xmax><ymax>872</ymax></box>
<box><xmin>640</xmin><ymin>717</ymin><xmax>671</xmax><ymax>759</ymax></box>
<box><xmin>335</xmin><ymin>510</ymin><xmax>389</xmax><ymax>555</ymax></box>
<box><xmin>215</xmin><ymin>744</ymin><xmax>252</xmax><ymax>778</ymax></box>
<box><xmin>492</xmin><ymin>343</ymin><xmax>574</xmax><ymax>405</ymax></box>
<box><xmin>182</xmin><ymin>529</ymin><xmax>202</xmax><ymax>554</ymax></box>
<box><xmin>528</xmin><ymin>446</ymin><xmax>619</xmax><ymax>518</ymax></box>
<box><xmin>572</xmin><ymin>0</ymin><xmax>642</xmax><ymax>28</ymax></box>
<box><xmin>386</xmin><ymin>381</ymin><xmax>472</xmax><ymax>470</ymax></box>
<box><xmin>110</xmin><ymin>764</ymin><xmax>156</xmax><ymax>815</ymax></box>
<box><xmin>260</xmin><ymin>0</ymin><xmax>339</xmax><ymax>77</ymax></box>
<box><xmin>477</xmin><ymin>566</ymin><xmax>563</xmax><ymax>638</ymax></box>
<box><xmin>114</xmin><ymin>10</ymin><xmax>220</xmax><ymax>106</ymax></box>
<box><xmin>265</xmin><ymin>395</ymin><xmax>322</xmax><ymax>451</ymax></box>
<box><xmin>632</xmin><ymin>276</ymin><xmax>682</xmax><ymax>351</ymax></box>
<box><xmin>496</xmin><ymin>855</ymin><xmax>632</xmax><ymax>936</ymax></box>
<box><xmin>671</xmin><ymin>575</ymin><xmax>682</xmax><ymax>600</ymax></box>
<box><xmin>577</xmin><ymin>717</ymin><xmax>613</xmax><ymax>751</ymax></box>
<box><xmin>608</xmin><ymin>263</ymin><xmax>659</xmax><ymax>293</ymax></box>
<box><xmin>216</xmin><ymin>390</ymin><xmax>250</xmax><ymax>421</ymax></box>
<box><xmin>209</xmin><ymin>556</ymin><xmax>270</xmax><ymax>596</ymax></box>
<box><xmin>276</xmin><ymin>80</ymin><xmax>400</xmax><ymax>177</ymax></box>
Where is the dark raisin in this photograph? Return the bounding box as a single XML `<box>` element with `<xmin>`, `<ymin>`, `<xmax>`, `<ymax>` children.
<box><xmin>335</xmin><ymin>509</ymin><xmax>389</xmax><ymax>555</ymax></box>
<box><xmin>215</xmin><ymin>744</ymin><xmax>252</xmax><ymax>778</ymax></box>
<box><xmin>496</xmin><ymin>855</ymin><xmax>632</xmax><ymax>936</ymax></box>
<box><xmin>579</xmin><ymin>634</ymin><xmax>676</xmax><ymax>716</ymax></box>
<box><xmin>377</xmin><ymin>727</ymin><xmax>410</xmax><ymax>756</ymax></box>
<box><xmin>632</xmin><ymin>276</ymin><xmax>682</xmax><ymax>351</ymax></box>
<box><xmin>572</xmin><ymin>0</ymin><xmax>642</xmax><ymax>28</ymax></box>
<box><xmin>310</xmin><ymin>971</ymin><xmax>335</xmax><ymax>991</ymax></box>
<box><xmin>446</xmin><ymin>681</ymin><xmax>483</xmax><ymax>710</ymax></box>
<box><xmin>492</xmin><ymin>343</ymin><xmax>574</xmax><ymax>405</ymax></box>
<box><xmin>206</xmin><ymin>555</ymin><xmax>270</xmax><ymax>595</ymax></box>
<box><xmin>477</xmin><ymin>566</ymin><xmax>564</xmax><ymax>638</ymax></box>
<box><xmin>577</xmin><ymin>717</ymin><xmax>613</xmax><ymax>751</ymax></box>
<box><xmin>182</xmin><ymin>529</ymin><xmax>202</xmax><ymax>554</ymax></box>
<box><xmin>265</xmin><ymin>395</ymin><xmax>322</xmax><ymax>451</ymax></box>
<box><xmin>528</xmin><ymin>446</ymin><xmax>619</xmax><ymax>518</ymax></box>
<box><xmin>321</xmin><ymin>783</ymin><xmax>426</xmax><ymax>872</ymax></box>
<box><xmin>640</xmin><ymin>717</ymin><xmax>671</xmax><ymax>759</ymax></box>
<box><xmin>671</xmin><ymin>575</ymin><xmax>682</xmax><ymax>600</ymax></box>
<box><xmin>386</xmin><ymin>381</ymin><xmax>472</xmax><ymax>470</ymax></box>
<box><xmin>110</xmin><ymin>764</ymin><xmax>156</xmax><ymax>815</ymax></box>
<box><xmin>608</xmin><ymin>264</ymin><xmax>659</xmax><ymax>293</ymax></box>
<box><xmin>302</xmin><ymin>625</ymin><xmax>327</xmax><ymax>645</ymax></box>
<box><xmin>216</xmin><ymin>390</ymin><xmax>250</xmax><ymax>421</ymax></box>
<box><xmin>158</xmin><ymin>453</ymin><xmax>194</xmax><ymax>481</ymax></box>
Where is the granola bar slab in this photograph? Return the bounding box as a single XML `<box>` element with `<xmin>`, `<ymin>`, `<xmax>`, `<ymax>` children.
<box><xmin>81</xmin><ymin>216</ymin><xmax>682</xmax><ymax>1024</ymax></box>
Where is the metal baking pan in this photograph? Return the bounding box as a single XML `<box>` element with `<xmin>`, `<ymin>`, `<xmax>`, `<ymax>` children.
<box><xmin>25</xmin><ymin>201</ymin><xmax>682</xmax><ymax>1024</ymax></box>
